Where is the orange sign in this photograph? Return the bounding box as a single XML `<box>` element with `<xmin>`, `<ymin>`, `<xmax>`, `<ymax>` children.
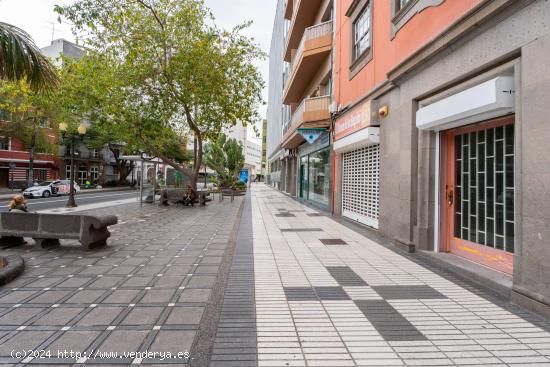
<box><xmin>334</xmin><ymin>100</ymin><xmax>373</xmax><ymax>140</ymax></box>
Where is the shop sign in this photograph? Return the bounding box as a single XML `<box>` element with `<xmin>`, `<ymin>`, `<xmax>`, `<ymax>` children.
<box><xmin>239</xmin><ymin>169</ymin><xmax>249</xmax><ymax>183</ymax></box>
<box><xmin>298</xmin><ymin>128</ymin><xmax>325</xmax><ymax>145</ymax></box>
<box><xmin>300</xmin><ymin>131</ymin><xmax>330</xmax><ymax>157</ymax></box>
<box><xmin>335</xmin><ymin>99</ymin><xmax>374</xmax><ymax>140</ymax></box>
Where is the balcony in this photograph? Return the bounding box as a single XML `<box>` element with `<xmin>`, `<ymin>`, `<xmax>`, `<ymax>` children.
<box><xmin>283</xmin><ymin>21</ymin><xmax>332</xmax><ymax>105</ymax></box>
<box><xmin>284</xmin><ymin>0</ymin><xmax>326</xmax><ymax>61</ymax></box>
<box><xmin>284</xmin><ymin>0</ymin><xmax>293</xmax><ymax>20</ymax></box>
<box><xmin>281</xmin><ymin>96</ymin><xmax>331</xmax><ymax>149</ymax></box>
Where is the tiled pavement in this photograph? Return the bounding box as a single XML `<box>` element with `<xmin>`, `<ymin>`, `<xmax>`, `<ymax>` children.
<box><xmin>3</xmin><ymin>185</ymin><xmax>550</xmax><ymax>367</ymax></box>
<box><xmin>0</xmin><ymin>197</ymin><xmax>243</xmax><ymax>366</ymax></box>
<box><xmin>246</xmin><ymin>185</ymin><xmax>550</xmax><ymax>367</ymax></box>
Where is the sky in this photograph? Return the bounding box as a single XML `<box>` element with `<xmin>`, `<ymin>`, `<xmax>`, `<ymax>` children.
<box><xmin>0</xmin><ymin>0</ymin><xmax>276</xmax><ymax>143</ymax></box>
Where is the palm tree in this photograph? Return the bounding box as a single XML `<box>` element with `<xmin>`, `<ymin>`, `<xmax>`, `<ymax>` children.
<box><xmin>0</xmin><ymin>22</ymin><xmax>58</xmax><ymax>91</ymax></box>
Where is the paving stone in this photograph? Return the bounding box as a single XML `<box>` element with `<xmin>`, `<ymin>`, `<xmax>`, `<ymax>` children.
<box><xmin>121</xmin><ymin>307</ymin><xmax>164</xmax><ymax>326</ymax></box>
<box><xmin>179</xmin><ymin>289</ymin><xmax>211</xmax><ymax>303</ymax></box>
<box><xmin>97</xmin><ymin>329</ymin><xmax>149</xmax><ymax>353</ymax></box>
<box><xmin>149</xmin><ymin>330</ymin><xmax>195</xmax><ymax>353</ymax></box>
<box><xmin>77</xmin><ymin>307</ymin><xmax>125</xmax><ymax>326</ymax></box>
<box><xmin>166</xmin><ymin>306</ymin><xmax>204</xmax><ymax>325</ymax></box>
<box><xmin>45</xmin><ymin>330</ymin><xmax>101</xmax><ymax>354</ymax></box>
<box><xmin>33</xmin><ymin>307</ymin><xmax>84</xmax><ymax>326</ymax></box>
<box><xmin>0</xmin><ymin>307</ymin><xmax>43</xmax><ymax>325</ymax></box>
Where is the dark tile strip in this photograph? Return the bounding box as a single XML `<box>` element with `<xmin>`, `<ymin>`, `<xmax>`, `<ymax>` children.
<box><xmin>208</xmin><ymin>195</ymin><xmax>256</xmax><ymax>367</ymax></box>
<box><xmin>280</xmin><ymin>228</ymin><xmax>323</xmax><ymax>232</ymax></box>
<box><xmin>320</xmin><ymin>239</ymin><xmax>347</xmax><ymax>245</ymax></box>
<box><xmin>326</xmin><ymin>266</ymin><xmax>368</xmax><ymax>286</ymax></box>
<box><xmin>355</xmin><ymin>300</ymin><xmax>427</xmax><ymax>341</ymax></box>
<box><xmin>372</xmin><ymin>285</ymin><xmax>446</xmax><ymax>300</ymax></box>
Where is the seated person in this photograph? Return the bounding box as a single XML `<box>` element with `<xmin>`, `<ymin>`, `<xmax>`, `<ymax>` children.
<box><xmin>9</xmin><ymin>194</ymin><xmax>28</xmax><ymax>213</ymax></box>
<box><xmin>183</xmin><ymin>185</ymin><xmax>196</xmax><ymax>207</ymax></box>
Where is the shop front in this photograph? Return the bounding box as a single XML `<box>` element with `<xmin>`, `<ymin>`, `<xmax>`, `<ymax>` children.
<box><xmin>417</xmin><ymin>74</ymin><xmax>516</xmax><ymax>274</ymax></box>
<box><xmin>298</xmin><ymin>131</ymin><xmax>331</xmax><ymax>209</ymax></box>
<box><xmin>333</xmin><ymin>99</ymin><xmax>380</xmax><ymax>228</ymax></box>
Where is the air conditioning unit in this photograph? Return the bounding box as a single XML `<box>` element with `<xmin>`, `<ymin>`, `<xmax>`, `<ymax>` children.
<box><xmin>329</xmin><ymin>102</ymin><xmax>338</xmax><ymax>114</ymax></box>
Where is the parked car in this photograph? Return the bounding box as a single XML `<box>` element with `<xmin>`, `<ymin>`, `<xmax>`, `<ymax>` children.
<box><xmin>23</xmin><ymin>180</ymin><xmax>81</xmax><ymax>198</ymax></box>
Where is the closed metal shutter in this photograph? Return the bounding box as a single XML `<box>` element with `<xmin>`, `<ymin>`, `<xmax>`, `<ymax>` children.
<box><xmin>342</xmin><ymin>144</ymin><xmax>380</xmax><ymax>228</ymax></box>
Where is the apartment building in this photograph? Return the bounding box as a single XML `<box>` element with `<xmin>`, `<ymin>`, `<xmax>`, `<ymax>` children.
<box><xmin>268</xmin><ymin>0</ymin><xmax>334</xmax><ymax>209</ymax></box>
<box><xmin>268</xmin><ymin>0</ymin><xmax>550</xmax><ymax>316</ymax></box>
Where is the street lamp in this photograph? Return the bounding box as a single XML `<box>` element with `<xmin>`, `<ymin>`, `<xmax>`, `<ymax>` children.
<box><xmin>59</xmin><ymin>122</ymin><xmax>87</xmax><ymax>208</ymax></box>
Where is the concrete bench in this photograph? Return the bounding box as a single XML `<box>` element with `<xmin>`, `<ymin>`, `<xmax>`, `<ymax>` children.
<box><xmin>0</xmin><ymin>212</ymin><xmax>118</xmax><ymax>250</ymax></box>
<box><xmin>161</xmin><ymin>189</ymin><xmax>211</xmax><ymax>206</ymax></box>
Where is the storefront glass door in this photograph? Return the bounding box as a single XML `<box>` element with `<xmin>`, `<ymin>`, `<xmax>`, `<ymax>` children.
<box><xmin>308</xmin><ymin>148</ymin><xmax>330</xmax><ymax>207</ymax></box>
<box><xmin>444</xmin><ymin>117</ymin><xmax>515</xmax><ymax>273</ymax></box>
<box><xmin>300</xmin><ymin>156</ymin><xmax>308</xmax><ymax>199</ymax></box>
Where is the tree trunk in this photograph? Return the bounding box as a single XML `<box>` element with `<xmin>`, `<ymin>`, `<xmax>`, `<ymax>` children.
<box><xmin>117</xmin><ymin>160</ymin><xmax>131</xmax><ymax>185</ymax></box>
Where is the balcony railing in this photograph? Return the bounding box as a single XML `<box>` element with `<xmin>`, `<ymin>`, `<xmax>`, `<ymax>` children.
<box><xmin>283</xmin><ymin>95</ymin><xmax>331</xmax><ymax>139</ymax></box>
<box><xmin>289</xmin><ymin>20</ymin><xmax>333</xmax><ymax>75</ymax></box>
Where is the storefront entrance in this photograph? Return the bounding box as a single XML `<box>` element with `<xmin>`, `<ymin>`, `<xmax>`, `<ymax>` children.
<box><xmin>441</xmin><ymin>116</ymin><xmax>515</xmax><ymax>274</ymax></box>
<box><xmin>299</xmin><ymin>147</ymin><xmax>330</xmax><ymax>207</ymax></box>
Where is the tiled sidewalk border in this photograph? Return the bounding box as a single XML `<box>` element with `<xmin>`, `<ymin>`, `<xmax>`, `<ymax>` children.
<box><xmin>210</xmin><ymin>194</ymin><xmax>257</xmax><ymax>367</ymax></box>
<box><xmin>189</xmin><ymin>198</ymin><xmax>245</xmax><ymax>367</ymax></box>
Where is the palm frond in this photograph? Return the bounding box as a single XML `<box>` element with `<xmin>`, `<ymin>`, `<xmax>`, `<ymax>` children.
<box><xmin>0</xmin><ymin>22</ymin><xmax>59</xmax><ymax>92</ymax></box>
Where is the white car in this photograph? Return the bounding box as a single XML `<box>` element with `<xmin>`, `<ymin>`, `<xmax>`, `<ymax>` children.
<box><xmin>23</xmin><ymin>180</ymin><xmax>81</xmax><ymax>199</ymax></box>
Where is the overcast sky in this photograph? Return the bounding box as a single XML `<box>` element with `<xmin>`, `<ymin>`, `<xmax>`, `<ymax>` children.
<box><xmin>0</xmin><ymin>0</ymin><xmax>276</xmax><ymax>143</ymax></box>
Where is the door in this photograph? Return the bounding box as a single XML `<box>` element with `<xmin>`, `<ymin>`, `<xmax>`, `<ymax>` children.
<box><xmin>443</xmin><ymin>116</ymin><xmax>515</xmax><ymax>274</ymax></box>
<box><xmin>341</xmin><ymin>144</ymin><xmax>380</xmax><ymax>228</ymax></box>
<box><xmin>0</xmin><ymin>169</ymin><xmax>9</xmax><ymax>188</ymax></box>
<box><xmin>300</xmin><ymin>155</ymin><xmax>309</xmax><ymax>200</ymax></box>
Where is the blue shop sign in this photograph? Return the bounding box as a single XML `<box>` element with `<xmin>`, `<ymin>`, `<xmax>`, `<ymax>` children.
<box><xmin>239</xmin><ymin>169</ymin><xmax>249</xmax><ymax>183</ymax></box>
<box><xmin>299</xmin><ymin>130</ymin><xmax>330</xmax><ymax>156</ymax></box>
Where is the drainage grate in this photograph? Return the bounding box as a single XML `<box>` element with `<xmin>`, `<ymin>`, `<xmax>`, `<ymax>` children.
<box><xmin>355</xmin><ymin>300</ymin><xmax>427</xmax><ymax>341</ymax></box>
<box><xmin>372</xmin><ymin>285</ymin><xmax>446</xmax><ymax>300</ymax></box>
<box><xmin>326</xmin><ymin>266</ymin><xmax>368</xmax><ymax>286</ymax></box>
<box><xmin>307</xmin><ymin>213</ymin><xmax>323</xmax><ymax>217</ymax></box>
<box><xmin>320</xmin><ymin>239</ymin><xmax>347</xmax><ymax>245</ymax></box>
<box><xmin>275</xmin><ymin>213</ymin><xmax>296</xmax><ymax>217</ymax></box>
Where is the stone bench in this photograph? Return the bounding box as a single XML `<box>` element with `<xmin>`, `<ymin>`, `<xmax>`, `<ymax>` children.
<box><xmin>0</xmin><ymin>212</ymin><xmax>118</xmax><ymax>250</ymax></box>
<box><xmin>161</xmin><ymin>189</ymin><xmax>211</xmax><ymax>206</ymax></box>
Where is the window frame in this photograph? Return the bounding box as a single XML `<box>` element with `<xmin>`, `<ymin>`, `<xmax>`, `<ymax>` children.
<box><xmin>352</xmin><ymin>4</ymin><xmax>371</xmax><ymax>62</ymax></box>
<box><xmin>346</xmin><ymin>0</ymin><xmax>374</xmax><ymax>80</ymax></box>
<box><xmin>390</xmin><ymin>0</ymin><xmax>444</xmax><ymax>39</ymax></box>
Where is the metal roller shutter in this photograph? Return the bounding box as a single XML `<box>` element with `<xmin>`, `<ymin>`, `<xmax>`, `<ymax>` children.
<box><xmin>342</xmin><ymin>144</ymin><xmax>380</xmax><ymax>228</ymax></box>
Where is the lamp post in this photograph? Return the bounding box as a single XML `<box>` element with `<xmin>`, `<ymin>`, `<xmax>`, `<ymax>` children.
<box><xmin>59</xmin><ymin>122</ymin><xmax>87</xmax><ymax>208</ymax></box>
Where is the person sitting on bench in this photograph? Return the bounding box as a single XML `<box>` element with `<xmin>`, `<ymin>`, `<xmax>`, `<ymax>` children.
<box><xmin>183</xmin><ymin>185</ymin><xmax>196</xmax><ymax>207</ymax></box>
<box><xmin>9</xmin><ymin>195</ymin><xmax>28</xmax><ymax>213</ymax></box>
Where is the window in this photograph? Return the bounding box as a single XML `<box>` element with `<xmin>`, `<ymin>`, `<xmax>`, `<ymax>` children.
<box><xmin>90</xmin><ymin>166</ymin><xmax>99</xmax><ymax>181</ymax></box>
<box><xmin>66</xmin><ymin>165</ymin><xmax>72</xmax><ymax>179</ymax></box>
<box><xmin>353</xmin><ymin>4</ymin><xmax>371</xmax><ymax>61</ymax></box>
<box><xmin>78</xmin><ymin>166</ymin><xmax>88</xmax><ymax>184</ymax></box>
<box><xmin>0</xmin><ymin>137</ymin><xmax>9</xmax><ymax>150</ymax></box>
<box><xmin>396</xmin><ymin>0</ymin><xmax>411</xmax><ymax>11</ymax></box>
<box><xmin>90</xmin><ymin>149</ymin><xmax>98</xmax><ymax>159</ymax></box>
<box><xmin>347</xmin><ymin>0</ymin><xmax>373</xmax><ymax>79</ymax></box>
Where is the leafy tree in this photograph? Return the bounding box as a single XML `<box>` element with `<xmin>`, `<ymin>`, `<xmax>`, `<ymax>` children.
<box><xmin>0</xmin><ymin>22</ymin><xmax>58</xmax><ymax>91</ymax></box>
<box><xmin>204</xmin><ymin>133</ymin><xmax>245</xmax><ymax>188</ymax></box>
<box><xmin>56</xmin><ymin>0</ymin><xmax>265</xmax><ymax>189</ymax></box>
<box><xmin>0</xmin><ymin>80</ymin><xmax>58</xmax><ymax>186</ymax></box>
